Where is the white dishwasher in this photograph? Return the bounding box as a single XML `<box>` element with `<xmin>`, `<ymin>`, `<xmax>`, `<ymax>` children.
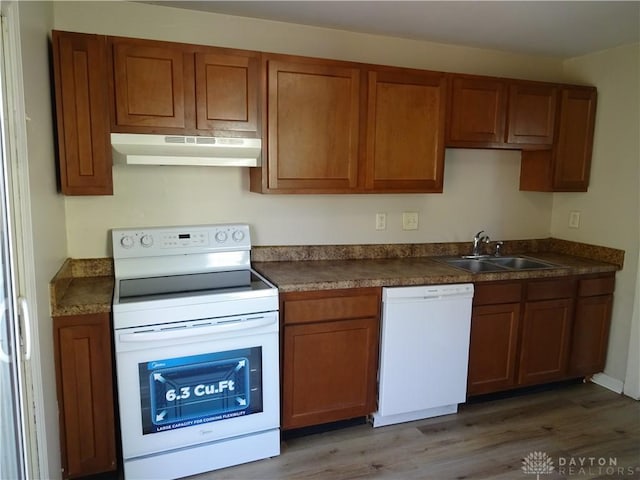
<box><xmin>372</xmin><ymin>283</ymin><xmax>474</xmax><ymax>428</ymax></box>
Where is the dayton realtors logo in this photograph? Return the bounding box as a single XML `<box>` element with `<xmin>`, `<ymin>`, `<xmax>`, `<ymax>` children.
<box><xmin>522</xmin><ymin>451</ymin><xmax>638</xmax><ymax>478</ymax></box>
<box><xmin>522</xmin><ymin>451</ymin><xmax>554</xmax><ymax>479</ymax></box>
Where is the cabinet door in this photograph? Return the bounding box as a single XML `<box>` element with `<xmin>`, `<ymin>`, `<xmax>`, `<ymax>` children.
<box><xmin>520</xmin><ymin>86</ymin><xmax>597</xmax><ymax>192</ymax></box>
<box><xmin>53</xmin><ymin>314</ymin><xmax>116</xmax><ymax>478</ymax></box>
<box><xmin>518</xmin><ymin>298</ymin><xmax>573</xmax><ymax>385</ymax></box>
<box><xmin>282</xmin><ymin>317</ymin><xmax>379</xmax><ymax>429</ymax></box>
<box><xmin>467</xmin><ymin>303</ymin><xmax>521</xmax><ymax>396</ymax></box>
<box><xmin>265</xmin><ymin>59</ymin><xmax>361</xmax><ymax>192</ymax></box>
<box><xmin>569</xmin><ymin>294</ymin><xmax>613</xmax><ymax>376</ymax></box>
<box><xmin>552</xmin><ymin>87</ymin><xmax>597</xmax><ymax>191</ymax></box>
<box><xmin>365</xmin><ymin>69</ymin><xmax>446</xmax><ymax>192</ymax></box>
<box><xmin>507</xmin><ymin>82</ymin><xmax>557</xmax><ymax>146</ymax></box>
<box><xmin>195</xmin><ymin>50</ymin><xmax>260</xmax><ymax>136</ymax></box>
<box><xmin>52</xmin><ymin>31</ymin><xmax>112</xmax><ymax>195</ymax></box>
<box><xmin>111</xmin><ymin>38</ymin><xmax>194</xmax><ymax>131</ymax></box>
<box><xmin>447</xmin><ymin>76</ymin><xmax>507</xmax><ymax>146</ymax></box>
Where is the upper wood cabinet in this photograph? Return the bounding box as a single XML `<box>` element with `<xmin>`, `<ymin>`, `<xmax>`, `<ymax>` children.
<box><xmin>251</xmin><ymin>56</ymin><xmax>362</xmax><ymax>193</ymax></box>
<box><xmin>52</xmin><ymin>31</ymin><xmax>112</xmax><ymax>195</ymax></box>
<box><xmin>520</xmin><ymin>86</ymin><xmax>597</xmax><ymax>192</ymax></box>
<box><xmin>447</xmin><ymin>75</ymin><xmax>557</xmax><ymax>149</ymax></box>
<box><xmin>447</xmin><ymin>76</ymin><xmax>507</xmax><ymax>147</ymax></box>
<box><xmin>365</xmin><ymin>68</ymin><xmax>446</xmax><ymax>192</ymax></box>
<box><xmin>52</xmin><ymin>30</ymin><xmax>597</xmax><ymax>196</ymax></box>
<box><xmin>110</xmin><ymin>38</ymin><xmax>193</xmax><ymax>131</ymax></box>
<box><xmin>109</xmin><ymin>37</ymin><xmax>261</xmax><ymax>137</ymax></box>
<box><xmin>250</xmin><ymin>56</ymin><xmax>448</xmax><ymax>194</ymax></box>
<box><xmin>507</xmin><ymin>82</ymin><xmax>557</xmax><ymax>146</ymax></box>
<box><xmin>194</xmin><ymin>52</ymin><xmax>259</xmax><ymax>133</ymax></box>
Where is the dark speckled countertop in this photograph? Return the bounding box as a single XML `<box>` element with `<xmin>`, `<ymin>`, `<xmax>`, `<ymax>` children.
<box><xmin>50</xmin><ymin>258</ymin><xmax>114</xmax><ymax>316</ymax></box>
<box><xmin>49</xmin><ymin>238</ymin><xmax>623</xmax><ymax>314</ymax></box>
<box><xmin>253</xmin><ymin>252</ymin><xmax>620</xmax><ymax>293</ymax></box>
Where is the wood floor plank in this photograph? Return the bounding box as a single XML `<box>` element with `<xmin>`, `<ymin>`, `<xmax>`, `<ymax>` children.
<box><xmin>187</xmin><ymin>383</ymin><xmax>640</xmax><ymax>480</ymax></box>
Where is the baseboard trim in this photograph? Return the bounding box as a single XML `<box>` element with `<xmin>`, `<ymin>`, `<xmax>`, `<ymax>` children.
<box><xmin>590</xmin><ymin>373</ymin><xmax>624</xmax><ymax>394</ymax></box>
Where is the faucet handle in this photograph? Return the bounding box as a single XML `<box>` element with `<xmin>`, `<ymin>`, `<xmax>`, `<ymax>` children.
<box><xmin>494</xmin><ymin>241</ymin><xmax>504</xmax><ymax>256</ymax></box>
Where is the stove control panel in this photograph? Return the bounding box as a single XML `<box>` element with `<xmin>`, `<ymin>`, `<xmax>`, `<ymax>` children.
<box><xmin>112</xmin><ymin>224</ymin><xmax>252</xmax><ymax>259</ymax></box>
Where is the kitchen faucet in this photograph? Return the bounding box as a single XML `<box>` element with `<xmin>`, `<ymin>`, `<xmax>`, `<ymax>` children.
<box><xmin>471</xmin><ymin>230</ymin><xmax>491</xmax><ymax>257</ymax></box>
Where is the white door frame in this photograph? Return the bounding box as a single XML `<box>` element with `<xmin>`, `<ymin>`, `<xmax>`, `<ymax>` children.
<box><xmin>0</xmin><ymin>2</ymin><xmax>50</xmax><ymax>478</ymax></box>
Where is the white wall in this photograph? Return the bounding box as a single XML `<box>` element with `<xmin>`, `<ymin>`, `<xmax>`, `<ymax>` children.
<box><xmin>18</xmin><ymin>1</ymin><xmax>67</xmax><ymax>478</ymax></box>
<box><xmin>554</xmin><ymin>43</ymin><xmax>640</xmax><ymax>386</ymax></box>
<box><xmin>53</xmin><ymin>0</ymin><xmax>564</xmax><ymax>257</ymax></box>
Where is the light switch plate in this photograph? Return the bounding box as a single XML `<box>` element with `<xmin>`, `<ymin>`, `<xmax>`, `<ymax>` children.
<box><xmin>375</xmin><ymin>213</ymin><xmax>387</xmax><ymax>230</ymax></box>
<box><xmin>569</xmin><ymin>211</ymin><xmax>581</xmax><ymax>229</ymax></box>
<box><xmin>402</xmin><ymin>212</ymin><xmax>419</xmax><ymax>230</ymax></box>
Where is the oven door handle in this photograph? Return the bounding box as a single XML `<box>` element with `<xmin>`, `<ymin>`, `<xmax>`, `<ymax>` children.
<box><xmin>118</xmin><ymin>315</ymin><xmax>276</xmax><ymax>343</ymax></box>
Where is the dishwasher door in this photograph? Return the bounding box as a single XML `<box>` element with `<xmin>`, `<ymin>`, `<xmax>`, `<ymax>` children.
<box><xmin>372</xmin><ymin>284</ymin><xmax>473</xmax><ymax>427</ymax></box>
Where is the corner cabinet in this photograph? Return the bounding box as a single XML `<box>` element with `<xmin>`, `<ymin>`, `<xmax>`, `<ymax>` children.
<box><xmin>280</xmin><ymin>288</ymin><xmax>380</xmax><ymax>430</ymax></box>
<box><xmin>52</xmin><ymin>31</ymin><xmax>112</xmax><ymax>195</ymax></box>
<box><xmin>53</xmin><ymin>313</ymin><xmax>117</xmax><ymax>478</ymax></box>
<box><xmin>520</xmin><ymin>86</ymin><xmax>597</xmax><ymax>192</ymax></box>
<box><xmin>569</xmin><ymin>274</ymin><xmax>614</xmax><ymax>376</ymax></box>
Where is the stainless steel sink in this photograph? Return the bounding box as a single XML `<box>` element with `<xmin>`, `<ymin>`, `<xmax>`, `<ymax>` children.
<box><xmin>486</xmin><ymin>257</ymin><xmax>556</xmax><ymax>270</ymax></box>
<box><xmin>441</xmin><ymin>256</ymin><xmax>558</xmax><ymax>273</ymax></box>
<box><xmin>444</xmin><ymin>258</ymin><xmax>510</xmax><ymax>273</ymax></box>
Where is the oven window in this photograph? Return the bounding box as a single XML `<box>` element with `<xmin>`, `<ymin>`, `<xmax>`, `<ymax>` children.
<box><xmin>138</xmin><ymin>347</ymin><xmax>263</xmax><ymax>435</ymax></box>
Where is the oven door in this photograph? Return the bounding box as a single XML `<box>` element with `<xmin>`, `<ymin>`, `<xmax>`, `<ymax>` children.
<box><xmin>113</xmin><ymin>311</ymin><xmax>279</xmax><ymax>459</ymax></box>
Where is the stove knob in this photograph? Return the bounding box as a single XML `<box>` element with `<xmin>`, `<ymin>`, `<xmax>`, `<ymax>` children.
<box><xmin>215</xmin><ymin>231</ymin><xmax>228</xmax><ymax>243</ymax></box>
<box><xmin>232</xmin><ymin>230</ymin><xmax>245</xmax><ymax>242</ymax></box>
<box><xmin>140</xmin><ymin>234</ymin><xmax>154</xmax><ymax>248</ymax></box>
<box><xmin>120</xmin><ymin>235</ymin><xmax>134</xmax><ymax>249</ymax></box>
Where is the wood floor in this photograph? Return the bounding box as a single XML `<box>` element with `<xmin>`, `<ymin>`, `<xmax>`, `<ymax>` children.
<box><xmin>188</xmin><ymin>382</ymin><xmax>640</xmax><ymax>480</ymax></box>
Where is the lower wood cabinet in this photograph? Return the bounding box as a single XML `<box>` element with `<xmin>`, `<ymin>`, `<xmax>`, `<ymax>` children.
<box><xmin>468</xmin><ymin>274</ymin><xmax>614</xmax><ymax>397</ymax></box>
<box><xmin>467</xmin><ymin>281</ymin><xmax>522</xmax><ymax>396</ymax></box>
<box><xmin>518</xmin><ymin>297</ymin><xmax>574</xmax><ymax>385</ymax></box>
<box><xmin>280</xmin><ymin>288</ymin><xmax>380</xmax><ymax>430</ymax></box>
<box><xmin>53</xmin><ymin>313</ymin><xmax>117</xmax><ymax>478</ymax></box>
<box><xmin>569</xmin><ymin>274</ymin><xmax>615</xmax><ymax>376</ymax></box>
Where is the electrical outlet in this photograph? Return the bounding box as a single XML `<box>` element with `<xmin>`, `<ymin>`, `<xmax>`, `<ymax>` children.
<box><xmin>375</xmin><ymin>213</ymin><xmax>387</xmax><ymax>230</ymax></box>
<box><xmin>569</xmin><ymin>211</ymin><xmax>581</xmax><ymax>229</ymax></box>
<box><xmin>402</xmin><ymin>212</ymin><xmax>419</xmax><ymax>231</ymax></box>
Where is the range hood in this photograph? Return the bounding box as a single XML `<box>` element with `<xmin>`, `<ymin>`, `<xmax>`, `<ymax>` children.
<box><xmin>111</xmin><ymin>133</ymin><xmax>262</xmax><ymax>167</ymax></box>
